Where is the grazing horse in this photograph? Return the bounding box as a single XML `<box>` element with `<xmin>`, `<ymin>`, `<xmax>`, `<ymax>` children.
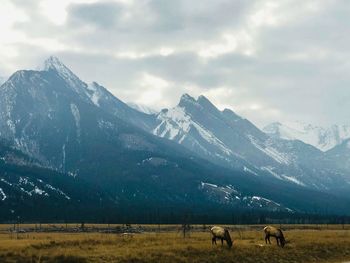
<box><xmin>210</xmin><ymin>226</ymin><xmax>233</xmax><ymax>248</ymax></box>
<box><xmin>264</xmin><ymin>226</ymin><xmax>285</xmax><ymax>248</ymax></box>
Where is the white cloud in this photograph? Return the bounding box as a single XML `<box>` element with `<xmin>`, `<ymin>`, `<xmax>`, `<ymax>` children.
<box><xmin>138</xmin><ymin>72</ymin><xmax>170</xmax><ymax>104</ymax></box>
<box><xmin>1</xmin><ymin>0</ymin><xmax>350</xmax><ymax>127</ymax></box>
<box><xmin>0</xmin><ymin>1</ymin><xmax>30</xmax><ymax>71</ymax></box>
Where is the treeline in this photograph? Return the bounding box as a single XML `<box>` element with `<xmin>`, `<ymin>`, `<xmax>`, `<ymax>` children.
<box><xmin>2</xmin><ymin>204</ymin><xmax>350</xmax><ymax>225</ymax></box>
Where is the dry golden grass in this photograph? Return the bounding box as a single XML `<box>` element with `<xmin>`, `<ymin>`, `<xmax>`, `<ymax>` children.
<box><xmin>0</xmin><ymin>225</ymin><xmax>349</xmax><ymax>263</ymax></box>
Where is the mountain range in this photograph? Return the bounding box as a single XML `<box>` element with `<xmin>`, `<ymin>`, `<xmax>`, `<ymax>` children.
<box><xmin>263</xmin><ymin>121</ymin><xmax>350</xmax><ymax>152</ymax></box>
<box><xmin>0</xmin><ymin>56</ymin><xmax>349</xmax><ymax>221</ymax></box>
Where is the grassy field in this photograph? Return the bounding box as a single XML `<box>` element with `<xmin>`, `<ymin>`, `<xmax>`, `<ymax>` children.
<box><xmin>0</xmin><ymin>225</ymin><xmax>350</xmax><ymax>263</ymax></box>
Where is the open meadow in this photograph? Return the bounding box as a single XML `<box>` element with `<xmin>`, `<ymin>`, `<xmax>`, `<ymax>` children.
<box><xmin>0</xmin><ymin>224</ymin><xmax>349</xmax><ymax>263</ymax></box>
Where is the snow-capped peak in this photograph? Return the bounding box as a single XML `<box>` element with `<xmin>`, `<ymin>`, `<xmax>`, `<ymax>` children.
<box><xmin>42</xmin><ymin>56</ymin><xmax>84</xmax><ymax>86</ymax></box>
<box><xmin>42</xmin><ymin>56</ymin><xmax>78</xmax><ymax>80</ymax></box>
<box><xmin>263</xmin><ymin>121</ymin><xmax>350</xmax><ymax>151</ymax></box>
<box><xmin>43</xmin><ymin>56</ymin><xmax>66</xmax><ymax>71</ymax></box>
<box><xmin>153</xmin><ymin>105</ymin><xmax>233</xmax><ymax>156</ymax></box>
<box><xmin>41</xmin><ymin>56</ymin><xmax>90</xmax><ymax>99</ymax></box>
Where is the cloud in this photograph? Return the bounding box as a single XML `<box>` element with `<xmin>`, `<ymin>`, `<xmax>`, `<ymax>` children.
<box><xmin>67</xmin><ymin>1</ymin><xmax>123</xmax><ymax>29</ymax></box>
<box><xmin>1</xmin><ymin>0</ymin><xmax>349</xmax><ymax>127</ymax></box>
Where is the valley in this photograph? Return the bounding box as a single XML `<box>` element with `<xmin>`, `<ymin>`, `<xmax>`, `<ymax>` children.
<box><xmin>0</xmin><ymin>224</ymin><xmax>349</xmax><ymax>263</ymax></box>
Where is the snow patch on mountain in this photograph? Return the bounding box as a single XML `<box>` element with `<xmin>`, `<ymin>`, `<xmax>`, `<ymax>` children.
<box><xmin>62</xmin><ymin>144</ymin><xmax>66</xmax><ymax>172</ymax></box>
<box><xmin>1</xmin><ymin>178</ymin><xmax>12</xmax><ymax>186</ymax></box>
<box><xmin>248</xmin><ymin>135</ymin><xmax>292</xmax><ymax>165</ymax></box>
<box><xmin>261</xmin><ymin>166</ymin><xmax>283</xmax><ymax>180</ymax></box>
<box><xmin>260</xmin><ymin>166</ymin><xmax>306</xmax><ymax>186</ymax></box>
<box><xmin>33</xmin><ymin>186</ymin><xmax>48</xmax><ymax>196</ymax></box>
<box><xmin>142</xmin><ymin>157</ymin><xmax>169</xmax><ymax>166</ymax></box>
<box><xmin>6</xmin><ymin>119</ymin><xmax>16</xmax><ymax>134</ymax></box>
<box><xmin>263</xmin><ymin>121</ymin><xmax>350</xmax><ymax>151</ymax></box>
<box><xmin>1</xmin><ymin>175</ymin><xmax>71</xmax><ymax>200</ymax></box>
<box><xmin>0</xmin><ymin>188</ymin><xmax>6</xmax><ymax>201</ymax></box>
<box><xmin>45</xmin><ymin>183</ymin><xmax>70</xmax><ymax>200</ymax></box>
<box><xmin>200</xmin><ymin>182</ymin><xmax>292</xmax><ymax>212</ymax></box>
<box><xmin>281</xmin><ymin>175</ymin><xmax>305</xmax><ymax>186</ymax></box>
<box><xmin>98</xmin><ymin>119</ymin><xmax>115</xmax><ymax>130</ymax></box>
<box><xmin>243</xmin><ymin>166</ymin><xmax>258</xmax><ymax>176</ymax></box>
<box><xmin>70</xmin><ymin>103</ymin><xmax>81</xmax><ymax>140</ymax></box>
<box><xmin>153</xmin><ymin>107</ymin><xmax>233</xmax><ymax>156</ymax></box>
<box><xmin>87</xmin><ymin>82</ymin><xmax>102</xmax><ymax>106</ymax></box>
<box><xmin>200</xmin><ymin>182</ymin><xmax>239</xmax><ymax>203</ymax></box>
<box><xmin>244</xmin><ymin>196</ymin><xmax>293</xmax><ymax>212</ymax></box>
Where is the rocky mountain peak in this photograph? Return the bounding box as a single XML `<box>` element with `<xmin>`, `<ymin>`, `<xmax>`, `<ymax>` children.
<box><xmin>42</xmin><ymin>56</ymin><xmax>89</xmax><ymax>99</ymax></box>
<box><xmin>178</xmin><ymin>93</ymin><xmax>196</xmax><ymax>107</ymax></box>
<box><xmin>43</xmin><ymin>56</ymin><xmax>66</xmax><ymax>71</ymax></box>
<box><xmin>197</xmin><ymin>95</ymin><xmax>217</xmax><ymax>110</ymax></box>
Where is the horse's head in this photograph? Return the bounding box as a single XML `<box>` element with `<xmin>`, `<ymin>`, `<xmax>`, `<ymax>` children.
<box><xmin>225</xmin><ymin>229</ymin><xmax>233</xmax><ymax>248</ymax></box>
<box><xmin>280</xmin><ymin>236</ymin><xmax>286</xmax><ymax>248</ymax></box>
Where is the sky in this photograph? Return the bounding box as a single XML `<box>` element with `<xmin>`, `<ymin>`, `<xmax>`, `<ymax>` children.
<box><xmin>0</xmin><ymin>0</ymin><xmax>349</xmax><ymax>128</ymax></box>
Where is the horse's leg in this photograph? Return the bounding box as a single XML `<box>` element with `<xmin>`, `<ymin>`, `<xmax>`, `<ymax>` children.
<box><xmin>221</xmin><ymin>238</ymin><xmax>224</xmax><ymax>246</ymax></box>
<box><xmin>265</xmin><ymin>235</ymin><xmax>268</xmax><ymax>244</ymax></box>
<box><xmin>212</xmin><ymin>237</ymin><xmax>216</xmax><ymax>245</ymax></box>
<box><xmin>268</xmin><ymin>235</ymin><xmax>271</xmax><ymax>244</ymax></box>
<box><xmin>276</xmin><ymin>237</ymin><xmax>279</xmax><ymax>246</ymax></box>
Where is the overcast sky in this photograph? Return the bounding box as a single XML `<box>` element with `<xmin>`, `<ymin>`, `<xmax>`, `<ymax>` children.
<box><xmin>1</xmin><ymin>0</ymin><xmax>349</xmax><ymax>127</ymax></box>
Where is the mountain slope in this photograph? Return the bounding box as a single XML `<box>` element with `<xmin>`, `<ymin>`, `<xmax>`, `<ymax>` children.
<box><xmin>86</xmin><ymin>81</ymin><xmax>157</xmax><ymax>131</ymax></box>
<box><xmin>127</xmin><ymin>102</ymin><xmax>157</xmax><ymax>115</ymax></box>
<box><xmin>2</xmin><ymin>139</ymin><xmax>349</xmax><ymax>220</ymax></box>
<box><xmin>0</xmin><ymin>140</ymin><xmax>118</xmax><ymax>221</ymax></box>
<box><xmin>43</xmin><ymin>56</ymin><xmax>156</xmax><ymax>131</ymax></box>
<box><xmin>326</xmin><ymin>139</ymin><xmax>350</xmax><ymax>172</ymax></box>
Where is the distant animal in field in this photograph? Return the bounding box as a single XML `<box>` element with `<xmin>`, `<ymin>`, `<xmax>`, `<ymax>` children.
<box><xmin>120</xmin><ymin>232</ymin><xmax>134</xmax><ymax>238</ymax></box>
<box><xmin>264</xmin><ymin>226</ymin><xmax>285</xmax><ymax>248</ymax></box>
<box><xmin>210</xmin><ymin>226</ymin><xmax>233</xmax><ymax>248</ymax></box>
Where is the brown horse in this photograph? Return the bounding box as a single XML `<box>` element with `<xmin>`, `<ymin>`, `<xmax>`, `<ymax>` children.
<box><xmin>210</xmin><ymin>226</ymin><xmax>233</xmax><ymax>248</ymax></box>
<box><xmin>264</xmin><ymin>226</ymin><xmax>286</xmax><ymax>248</ymax></box>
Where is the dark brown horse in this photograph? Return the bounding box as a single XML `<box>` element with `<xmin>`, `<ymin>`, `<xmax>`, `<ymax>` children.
<box><xmin>264</xmin><ymin>226</ymin><xmax>286</xmax><ymax>248</ymax></box>
<box><xmin>210</xmin><ymin>226</ymin><xmax>233</xmax><ymax>248</ymax></box>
